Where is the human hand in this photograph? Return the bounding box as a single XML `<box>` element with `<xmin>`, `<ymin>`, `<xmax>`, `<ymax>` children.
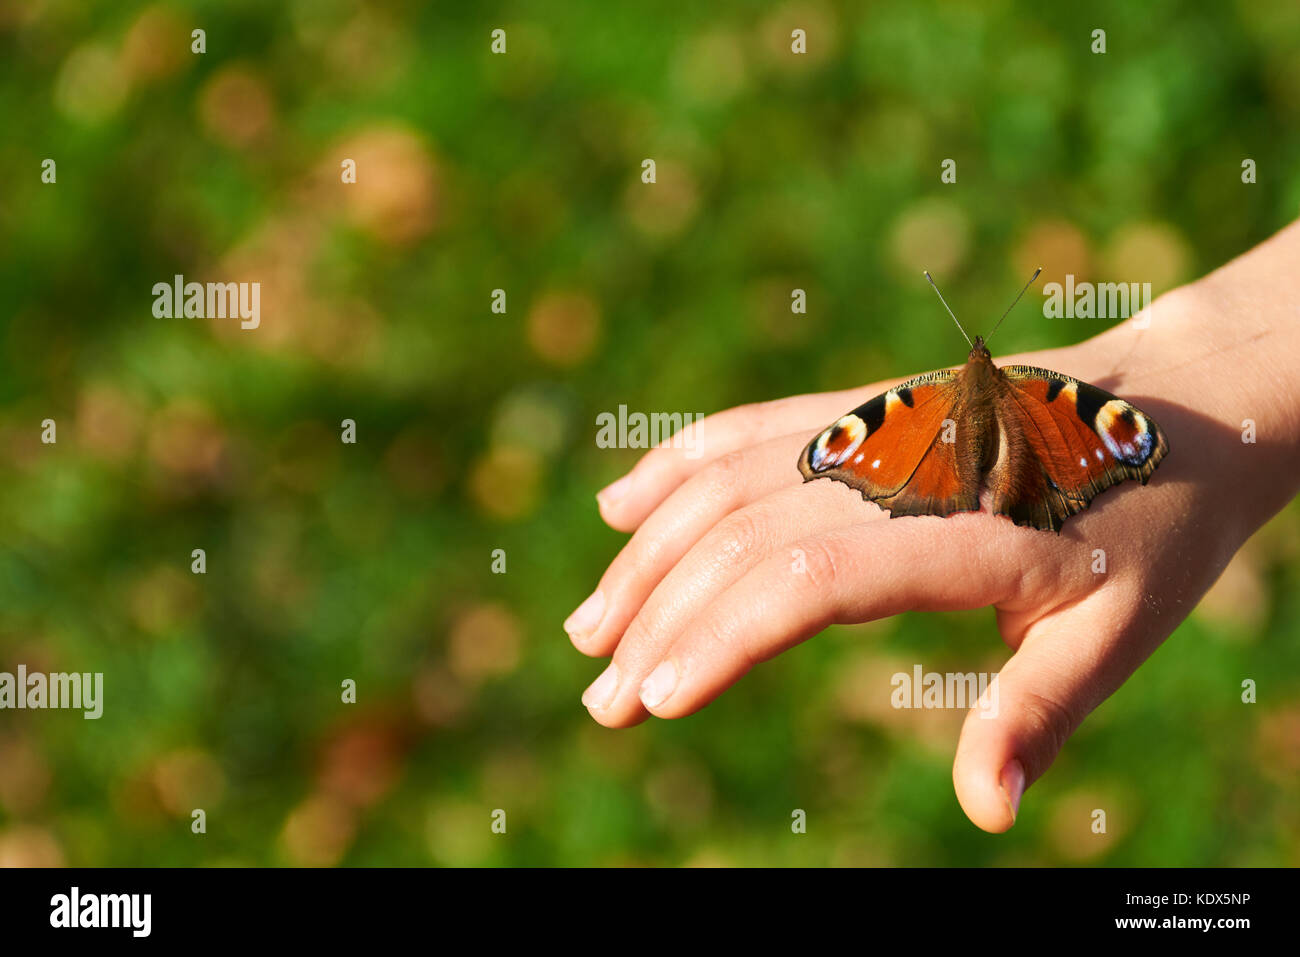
<box><xmin>566</xmin><ymin>222</ymin><xmax>1300</xmax><ymax>833</ymax></box>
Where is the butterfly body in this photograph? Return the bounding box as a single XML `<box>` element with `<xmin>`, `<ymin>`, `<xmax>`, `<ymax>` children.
<box><xmin>798</xmin><ymin>336</ymin><xmax>1168</xmax><ymax>532</ymax></box>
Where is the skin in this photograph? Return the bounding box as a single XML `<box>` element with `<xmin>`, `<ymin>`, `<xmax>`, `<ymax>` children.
<box><xmin>565</xmin><ymin>219</ymin><xmax>1300</xmax><ymax>833</ymax></box>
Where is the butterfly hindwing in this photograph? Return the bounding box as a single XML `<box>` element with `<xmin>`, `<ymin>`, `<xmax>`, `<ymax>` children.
<box><xmin>991</xmin><ymin>365</ymin><xmax>1169</xmax><ymax>531</ymax></box>
<box><xmin>798</xmin><ymin>369</ymin><xmax>982</xmax><ymax>518</ymax></box>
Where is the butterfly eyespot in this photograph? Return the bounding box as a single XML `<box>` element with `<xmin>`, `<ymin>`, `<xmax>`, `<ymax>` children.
<box><xmin>809</xmin><ymin>414</ymin><xmax>867</xmax><ymax>472</ymax></box>
<box><xmin>1096</xmin><ymin>400</ymin><xmax>1155</xmax><ymax>466</ymax></box>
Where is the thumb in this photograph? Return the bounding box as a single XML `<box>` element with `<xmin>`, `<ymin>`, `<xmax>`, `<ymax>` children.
<box><xmin>951</xmin><ymin>588</ymin><xmax>1161</xmax><ymax>833</ymax></box>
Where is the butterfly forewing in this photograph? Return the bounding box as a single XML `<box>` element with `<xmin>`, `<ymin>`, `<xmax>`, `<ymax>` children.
<box><xmin>798</xmin><ymin>369</ymin><xmax>982</xmax><ymax>518</ymax></box>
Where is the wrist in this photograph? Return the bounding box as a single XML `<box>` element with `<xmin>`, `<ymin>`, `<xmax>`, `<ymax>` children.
<box><xmin>1107</xmin><ymin>227</ymin><xmax>1300</xmax><ymax>535</ymax></box>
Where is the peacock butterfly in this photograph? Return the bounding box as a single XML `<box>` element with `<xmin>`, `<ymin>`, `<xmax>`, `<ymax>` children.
<box><xmin>798</xmin><ymin>269</ymin><xmax>1169</xmax><ymax>532</ymax></box>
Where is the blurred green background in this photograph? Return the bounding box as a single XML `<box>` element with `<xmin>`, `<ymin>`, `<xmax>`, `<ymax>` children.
<box><xmin>1</xmin><ymin>0</ymin><xmax>1298</xmax><ymax>866</ymax></box>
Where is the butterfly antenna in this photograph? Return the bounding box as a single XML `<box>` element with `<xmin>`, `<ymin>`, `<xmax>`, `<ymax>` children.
<box><xmin>923</xmin><ymin>270</ymin><xmax>973</xmax><ymax>348</ymax></box>
<box><xmin>985</xmin><ymin>266</ymin><xmax>1043</xmax><ymax>345</ymax></box>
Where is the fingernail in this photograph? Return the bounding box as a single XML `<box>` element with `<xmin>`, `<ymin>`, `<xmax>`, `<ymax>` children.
<box><xmin>597</xmin><ymin>474</ymin><xmax>633</xmax><ymax>507</ymax></box>
<box><xmin>999</xmin><ymin>759</ymin><xmax>1026</xmax><ymax>824</ymax></box>
<box><xmin>582</xmin><ymin>663</ymin><xmax>619</xmax><ymax>710</ymax></box>
<box><xmin>639</xmin><ymin>660</ymin><xmax>678</xmax><ymax>708</ymax></box>
<box><xmin>564</xmin><ymin>589</ymin><xmax>605</xmax><ymax>639</ymax></box>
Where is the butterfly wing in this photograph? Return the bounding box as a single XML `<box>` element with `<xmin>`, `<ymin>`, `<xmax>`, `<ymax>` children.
<box><xmin>798</xmin><ymin>369</ymin><xmax>982</xmax><ymax>519</ymax></box>
<box><xmin>990</xmin><ymin>365</ymin><xmax>1169</xmax><ymax>531</ymax></box>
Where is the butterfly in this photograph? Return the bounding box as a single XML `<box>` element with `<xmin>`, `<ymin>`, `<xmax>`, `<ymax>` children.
<box><xmin>798</xmin><ymin>269</ymin><xmax>1169</xmax><ymax>532</ymax></box>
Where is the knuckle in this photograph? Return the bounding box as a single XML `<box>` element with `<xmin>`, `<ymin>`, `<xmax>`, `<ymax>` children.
<box><xmin>692</xmin><ymin>407</ymin><xmax>731</xmax><ymax>441</ymax></box>
<box><xmin>696</xmin><ymin>449</ymin><xmax>746</xmax><ymax>508</ymax></box>
<box><xmin>621</xmin><ymin>614</ymin><xmax>650</xmax><ymax>648</ymax></box>
<box><xmin>697</xmin><ymin>612</ymin><xmax>753</xmax><ymax>671</ymax></box>
<box><xmin>745</xmin><ymin>398</ymin><xmax>785</xmax><ymax>429</ymax></box>
<box><xmin>726</xmin><ymin>400</ymin><xmax>767</xmax><ymax>423</ymax></box>
<box><xmin>1016</xmin><ymin>689</ymin><xmax>1078</xmax><ymax>761</ymax></box>
<box><xmin>679</xmin><ymin>406</ymin><xmax>739</xmax><ymax>456</ymax></box>
<box><xmin>798</xmin><ymin>538</ymin><xmax>842</xmax><ymax>593</ymax></box>
<box><xmin>618</xmin><ymin>613</ymin><xmax>659</xmax><ymax>663</ymax></box>
<box><xmin>609</xmin><ymin>525</ymin><xmax>663</xmax><ymax>581</ymax></box>
<box><xmin>712</xmin><ymin>508</ymin><xmax>765</xmax><ymax>561</ymax></box>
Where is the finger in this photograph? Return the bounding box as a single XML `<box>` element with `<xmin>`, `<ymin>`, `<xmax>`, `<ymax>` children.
<box><xmin>595</xmin><ymin>386</ymin><xmax>880</xmax><ymax>532</ymax></box>
<box><xmin>632</xmin><ymin>515</ymin><xmax>1016</xmax><ymax>721</ymax></box>
<box><xmin>581</xmin><ymin>480</ymin><xmax>881</xmax><ymax>727</ymax></box>
<box><xmin>951</xmin><ymin>585</ymin><xmax>1165</xmax><ymax>833</ymax></box>
<box><xmin>567</xmin><ymin>431</ymin><xmax>814</xmax><ymax>656</ymax></box>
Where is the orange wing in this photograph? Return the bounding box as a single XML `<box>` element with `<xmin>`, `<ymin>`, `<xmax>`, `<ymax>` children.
<box><xmin>991</xmin><ymin>365</ymin><xmax>1169</xmax><ymax>531</ymax></box>
<box><xmin>798</xmin><ymin>370</ymin><xmax>981</xmax><ymax>519</ymax></box>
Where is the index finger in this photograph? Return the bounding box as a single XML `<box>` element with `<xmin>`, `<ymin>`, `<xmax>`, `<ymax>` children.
<box><xmin>596</xmin><ymin>384</ymin><xmax>889</xmax><ymax>532</ymax></box>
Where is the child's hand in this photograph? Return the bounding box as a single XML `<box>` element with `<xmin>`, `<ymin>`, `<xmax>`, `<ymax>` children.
<box><xmin>566</xmin><ymin>222</ymin><xmax>1300</xmax><ymax>832</ymax></box>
